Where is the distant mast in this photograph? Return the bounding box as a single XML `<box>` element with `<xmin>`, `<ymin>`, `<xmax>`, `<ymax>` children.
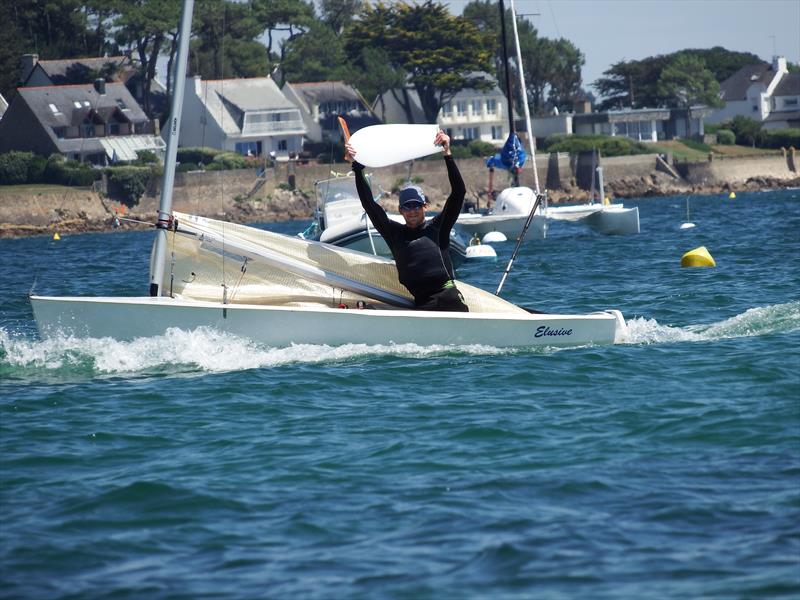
<box><xmin>149</xmin><ymin>0</ymin><xmax>195</xmax><ymax>297</ymax></box>
<box><xmin>498</xmin><ymin>0</ymin><xmax>518</xmax><ymax>187</ymax></box>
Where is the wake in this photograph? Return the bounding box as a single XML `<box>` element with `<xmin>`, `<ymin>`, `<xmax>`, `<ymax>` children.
<box><xmin>1</xmin><ymin>302</ymin><xmax>797</xmax><ymax>377</ymax></box>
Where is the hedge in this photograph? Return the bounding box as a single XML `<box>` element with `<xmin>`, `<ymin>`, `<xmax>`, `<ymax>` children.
<box><xmin>43</xmin><ymin>155</ymin><xmax>98</xmax><ymax>186</ymax></box>
<box><xmin>761</xmin><ymin>128</ymin><xmax>800</xmax><ymax>150</ymax></box>
<box><xmin>0</xmin><ymin>151</ymin><xmax>36</xmax><ymax>184</ymax></box>
<box><xmin>543</xmin><ymin>134</ymin><xmax>651</xmax><ymax>157</ymax></box>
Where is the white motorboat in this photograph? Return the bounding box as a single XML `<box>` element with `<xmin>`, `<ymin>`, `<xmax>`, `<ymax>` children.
<box><xmin>546</xmin><ymin>202</ymin><xmax>641</xmax><ymax>236</ymax></box>
<box><xmin>29</xmin><ymin>0</ymin><xmax>629</xmax><ymax>350</ymax></box>
<box><xmin>302</xmin><ymin>174</ymin><xmax>469</xmax><ymax>265</ymax></box>
<box><xmin>457</xmin><ymin>186</ymin><xmax>545</xmax><ymax>239</ymax></box>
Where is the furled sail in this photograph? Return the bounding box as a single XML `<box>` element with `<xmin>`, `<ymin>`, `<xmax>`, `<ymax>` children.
<box><xmin>162</xmin><ymin>212</ymin><xmax>526</xmax><ymax>314</ymax></box>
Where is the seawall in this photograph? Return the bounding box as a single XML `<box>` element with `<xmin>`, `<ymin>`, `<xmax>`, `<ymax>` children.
<box><xmin>1</xmin><ymin>151</ymin><xmax>797</xmax><ymax>238</ymax></box>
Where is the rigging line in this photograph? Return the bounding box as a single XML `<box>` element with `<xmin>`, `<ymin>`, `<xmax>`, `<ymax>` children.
<box><xmin>219</xmin><ymin>7</ymin><xmax>228</xmax><ymax>297</ymax></box>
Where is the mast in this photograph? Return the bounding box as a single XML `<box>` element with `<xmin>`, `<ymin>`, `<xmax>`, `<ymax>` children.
<box><xmin>509</xmin><ymin>0</ymin><xmax>540</xmax><ymax>193</ymax></box>
<box><xmin>149</xmin><ymin>0</ymin><xmax>195</xmax><ymax>297</ymax></box>
<box><xmin>498</xmin><ymin>0</ymin><xmax>518</xmax><ymax>187</ymax></box>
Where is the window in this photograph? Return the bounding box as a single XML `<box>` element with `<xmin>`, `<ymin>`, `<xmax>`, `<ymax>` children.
<box><xmin>82</xmin><ymin>123</ymin><xmax>95</xmax><ymax>137</ymax></box>
<box><xmin>73</xmin><ymin>101</ymin><xmax>82</xmax><ymax>109</ymax></box>
<box><xmin>784</xmin><ymin>98</ymin><xmax>798</xmax><ymax>107</ymax></box>
<box><xmin>456</xmin><ymin>101</ymin><xmax>467</xmax><ymax>116</ymax></box>
<box><xmin>491</xmin><ymin>125</ymin><xmax>503</xmax><ymax>139</ymax></box>
<box><xmin>471</xmin><ymin>99</ymin><xmax>482</xmax><ymax>114</ymax></box>
<box><xmin>486</xmin><ymin>99</ymin><xmax>497</xmax><ymax>114</ymax></box>
<box><xmin>278</xmin><ymin>139</ymin><xmax>287</xmax><ymax>151</ymax></box>
<box><xmin>442</xmin><ymin>102</ymin><xmax>452</xmax><ymax>117</ymax></box>
<box><xmin>48</xmin><ymin>103</ymin><xmax>60</xmax><ymax>115</ymax></box>
<box><xmin>116</xmin><ymin>99</ymin><xmax>128</xmax><ymax>110</ymax></box>
<box><xmin>463</xmin><ymin>127</ymin><xmax>479</xmax><ymax>140</ymax></box>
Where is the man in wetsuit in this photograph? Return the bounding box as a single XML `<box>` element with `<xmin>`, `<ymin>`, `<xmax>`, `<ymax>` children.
<box><xmin>345</xmin><ymin>130</ymin><xmax>469</xmax><ymax>312</ymax></box>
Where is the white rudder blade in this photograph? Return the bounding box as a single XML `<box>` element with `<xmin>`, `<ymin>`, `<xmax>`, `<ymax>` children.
<box><xmin>347</xmin><ymin>124</ymin><xmax>441</xmax><ymax>168</ymax></box>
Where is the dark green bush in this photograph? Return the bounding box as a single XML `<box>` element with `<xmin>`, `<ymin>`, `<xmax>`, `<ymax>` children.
<box><xmin>0</xmin><ymin>151</ymin><xmax>35</xmax><ymax>184</ymax></box>
<box><xmin>543</xmin><ymin>134</ymin><xmax>651</xmax><ymax>157</ymax></box>
<box><xmin>206</xmin><ymin>151</ymin><xmax>247</xmax><ymax>170</ymax></box>
<box><xmin>176</xmin><ymin>162</ymin><xmax>201</xmax><ymax>172</ymax></box>
<box><xmin>131</xmin><ymin>150</ymin><xmax>159</xmax><ymax>165</ymax></box>
<box><xmin>43</xmin><ymin>155</ymin><xmax>97</xmax><ymax>186</ymax></box>
<box><xmin>716</xmin><ymin>129</ymin><xmax>735</xmax><ymax>145</ymax></box>
<box><xmin>760</xmin><ymin>128</ymin><xmax>800</xmax><ymax>150</ymax></box>
<box><xmin>177</xmin><ymin>147</ymin><xmax>220</xmax><ymax>166</ymax></box>
<box><xmin>106</xmin><ymin>166</ymin><xmax>152</xmax><ymax>204</ymax></box>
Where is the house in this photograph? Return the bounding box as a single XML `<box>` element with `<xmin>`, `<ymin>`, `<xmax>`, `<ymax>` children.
<box><xmin>282</xmin><ymin>81</ymin><xmax>381</xmax><ymax>143</ymax></box>
<box><xmin>0</xmin><ymin>80</ymin><xmax>165</xmax><ymax>163</ymax></box>
<box><xmin>181</xmin><ymin>76</ymin><xmax>306</xmax><ymax>157</ymax></box>
<box><xmin>708</xmin><ymin>55</ymin><xmax>800</xmax><ymax>129</ymax></box>
<box><xmin>373</xmin><ymin>76</ymin><xmax>512</xmax><ymax>144</ymax></box>
<box><xmin>20</xmin><ymin>53</ymin><xmax>169</xmax><ymax>117</ymax></box>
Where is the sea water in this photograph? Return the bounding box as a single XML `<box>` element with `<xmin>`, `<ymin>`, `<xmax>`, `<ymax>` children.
<box><xmin>1</xmin><ymin>189</ymin><xmax>798</xmax><ymax>599</ymax></box>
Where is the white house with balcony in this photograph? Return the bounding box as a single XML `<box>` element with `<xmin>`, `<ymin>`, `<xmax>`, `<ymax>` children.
<box><xmin>708</xmin><ymin>56</ymin><xmax>800</xmax><ymax>130</ymax></box>
<box><xmin>373</xmin><ymin>77</ymin><xmax>512</xmax><ymax>144</ymax></box>
<box><xmin>180</xmin><ymin>75</ymin><xmax>306</xmax><ymax>156</ymax></box>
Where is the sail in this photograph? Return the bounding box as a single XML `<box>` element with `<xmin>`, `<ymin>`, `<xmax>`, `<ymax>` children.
<box><xmin>163</xmin><ymin>212</ymin><xmax>526</xmax><ymax>314</ymax></box>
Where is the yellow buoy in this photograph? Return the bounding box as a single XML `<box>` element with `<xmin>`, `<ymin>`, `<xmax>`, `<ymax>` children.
<box><xmin>728</xmin><ymin>191</ymin><xmax>736</xmax><ymax>199</ymax></box>
<box><xmin>53</xmin><ymin>232</ymin><xmax>61</xmax><ymax>240</ymax></box>
<box><xmin>603</xmin><ymin>196</ymin><xmax>611</xmax><ymax>206</ymax></box>
<box><xmin>681</xmin><ymin>246</ymin><xmax>716</xmax><ymax>268</ymax></box>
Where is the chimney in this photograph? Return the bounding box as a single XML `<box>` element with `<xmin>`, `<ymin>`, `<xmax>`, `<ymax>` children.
<box><xmin>772</xmin><ymin>55</ymin><xmax>788</xmax><ymax>73</ymax></box>
<box><xmin>20</xmin><ymin>54</ymin><xmax>39</xmax><ymax>84</ymax></box>
<box><xmin>94</xmin><ymin>78</ymin><xmax>106</xmax><ymax>95</ymax></box>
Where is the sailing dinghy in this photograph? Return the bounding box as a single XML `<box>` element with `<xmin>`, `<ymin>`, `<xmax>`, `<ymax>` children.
<box><xmin>29</xmin><ymin>0</ymin><xmax>629</xmax><ymax>349</ymax></box>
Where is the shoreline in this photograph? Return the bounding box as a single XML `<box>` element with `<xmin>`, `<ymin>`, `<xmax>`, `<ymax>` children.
<box><xmin>1</xmin><ymin>153</ymin><xmax>798</xmax><ymax>239</ymax></box>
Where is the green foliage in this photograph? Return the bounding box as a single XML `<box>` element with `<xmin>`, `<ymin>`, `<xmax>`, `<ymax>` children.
<box><xmin>176</xmin><ymin>162</ymin><xmax>202</xmax><ymax>172</ymax></box>
<box><xmin>0</xmin><ymin>152</ymin><xmax>36</xmax><ymax>184</ymax></box>
<box><xmin>730</xmin><ymin>116</ymin><xmax>764</xmax><ymax>147</ymax></box>
<box><xmin>177</xmin><ymin>147</ymin><xmax>220</xmax><ymax>166</ymax></box>
<box><xmin>450</xmin><ymin>139</ymin><xmax>497</xmax><ymax>159</ymax></box>
<box><xmin>106</xmin><ymin>166</ymin><xmax>152</xmax><ymax>205</ymax></box>
<box><xmin>206</xmin><ymin>151</ymin><xmax>248</xmax><ymax>170</ymax></box>
<box><xmin>282</xmin><ymin>22</ymin><xmax>353</xmax><ymax>83</ymax></box>
<box><xmin>344</xmin><ymin>2</ymin><xmax>493</xmax><ymax>123</ymax></box>
<box><xmin>657</xmin><ymin>54</ymin><xmax>722</xmax><ymax>108</ymax></box>
<box><xmin>594</xmin><ymin>47</ymin><xmax>760</xmax><ymax>110</ymax></box>
<box><xmin>543</xmin><ymin>135</ymin><xmax>651</xmax><ymax>157</ymax></box>
<box><xmin>131</xmin><ymin>150</ymin><xmax>159</xmax><ymax>165</ymax></box>
<box><xmin>716</xmin><ymin>129</ymin><xmax>735</xmax><ymax>145</ymax></box>
<box><xmin>43</xmin><ymin>155</ymin><xmax>97</xmax><ymax>186</ymax></box>
<box><xmin>760</xmin><ymin>128</ymin><xmax>800</xmax><ymax>150</ymax></box>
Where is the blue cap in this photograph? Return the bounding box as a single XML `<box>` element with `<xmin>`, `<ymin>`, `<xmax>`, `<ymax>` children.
<box><xmin>399</xmin><ymin>185</ymin><xmax>426</xmax><ymax>209</ymax></box>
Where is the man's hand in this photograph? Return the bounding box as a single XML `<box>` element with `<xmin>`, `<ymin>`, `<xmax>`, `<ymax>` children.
<box><xmin>435</xmin><ymin>130</ymin><xmax>451</xmax><ymax>156</ymax></box>
<box><xmin>344</xmin><ymin>141</ymin><xmax>356</xmax><ymax>162</ymax></box>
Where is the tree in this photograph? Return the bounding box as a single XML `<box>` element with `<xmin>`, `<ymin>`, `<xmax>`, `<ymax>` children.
<box><xmin>112</xmin><ymin>0</ymin><xmax>182</xmax><ymax>116</ymax></box>
<box><xmin>281</xmin><ymin>22</ymin><xmax>353</xmax><ymax>83</ymax></box>
<box><xmin>350</xmin><ymin>47</ymin><xmax>406</xmax><ymax>115</ymax></box>
<box><xmin>192</xmin><ymin>0</ymin><xmax>267</xmax><ymax>79</ymax></box>
<box><xmin>462</xmin><ymin>0</ymin><xmax>584</xmax><ymax>116</ymax></box>
<box><xmin>593</xmin><ymin>48</ymin><xmax>762</xmax><ymax>110</ymax></box>
<box><xmin>318</xmin><ymin>0</ymin><xmax>362</xmax><ymax>34</ymax></box>
<box><xmin>250</xmin><ymin>0</ymin><xmax>315</xmax><ymax>74</ymax></box>
<box><xmin>657</xmin><ymin>54</ymin><xmax>722</xmax><ymax>109</ymax></box>
<box><xmin>730</xmin><ymin>115</ymin><xmax>763</xmax><ymax>147</ymax></box>
<box><xmin>344</xmin><ymin>1</ymin><xmax>493</xmax><ymax>124</ymax></box>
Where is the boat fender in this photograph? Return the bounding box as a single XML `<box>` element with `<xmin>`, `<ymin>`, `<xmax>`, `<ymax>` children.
<box><xmin>681</xmin><ymin>246</ymin><xmax>716</xmax><ymax>268</ymax></box>
<box><xmin>338</xmin><ymin>303</ymin><xmax>348</xmax><ymax>309</ymax></box>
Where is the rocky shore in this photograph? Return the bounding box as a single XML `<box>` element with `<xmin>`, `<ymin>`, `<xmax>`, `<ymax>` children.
<box><xmin>1</xmin><ymin>153</ymin><xmax>797</xmax><ymax>239</ymax></box>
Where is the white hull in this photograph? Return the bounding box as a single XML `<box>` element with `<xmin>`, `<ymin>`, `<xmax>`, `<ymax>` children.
<box><xmin>582</xmin><ymin>206</ymin><xmax>640</xmax><ymax>235</ymax></box>
<box><xmin>457</xmin><ymin>213</ymin><xmax>545</xmax><ymax>239</ymax></box>
<box><xmin>30</xmin><ymin>296</ymin><xmax>627</xmax><ymax>348</ymax></box>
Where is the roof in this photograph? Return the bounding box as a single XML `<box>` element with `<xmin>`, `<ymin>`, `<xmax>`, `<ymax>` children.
<box><xmin>718</xmin><ymin>62</ymin><xmax>775</xmax><ymax>101</ymax></box>
<box><xmin>773</xmin><ymin>72</ymin><xmax>800</xmax><ymax>96</ymax></box>
<box><xmin>763</xmin><ymin>110</ymin><xmax>800</xmax><ymax>123</ymax></box>
<box><xmin>32</xmin><ymin>56</ymin><xmax>135</xmax><ymax>85</ymax></box>
<box><xmin>194</xmin><ymin>77</ymin><xmax>298</xmax><ymax>134</ymax></box>
<box><xmin>16</xmin><ymin>83</ymin><xmax>148</xmax><ymax>130</ymax></box>
<box><xmin>286</xmin><ymin>81</ymin><xmax>366</xmax><ymax>105</ymax></box>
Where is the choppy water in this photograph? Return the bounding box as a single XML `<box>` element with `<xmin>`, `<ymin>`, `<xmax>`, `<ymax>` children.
<box><xmin>1</xmin><ymin>190</ymin><xmax>799</xmax><ymax>599</ymax></box>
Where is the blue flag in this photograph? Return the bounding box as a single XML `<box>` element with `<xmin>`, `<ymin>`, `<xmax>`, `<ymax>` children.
<box><xmin>485</xmin><ymin>133</ymin><xmax>526</xmax><ymax>171</ymax></box>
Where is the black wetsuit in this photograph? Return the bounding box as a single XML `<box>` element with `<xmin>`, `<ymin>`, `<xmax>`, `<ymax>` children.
<box><xmin>352</xmin><ymin>155</ymin><xmax>468</xmax><ymax>312</ymax></box>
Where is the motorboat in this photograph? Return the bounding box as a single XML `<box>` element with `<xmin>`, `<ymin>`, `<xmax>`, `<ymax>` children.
<box><xmin>301</xmin><ymin>173</ymin><xmax>469</xmax><ymax>266</ymax></box>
